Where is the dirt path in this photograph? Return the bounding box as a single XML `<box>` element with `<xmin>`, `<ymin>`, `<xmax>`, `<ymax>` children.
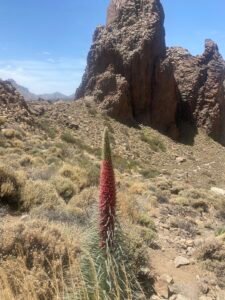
<box><xmin>148</xmin><ymin>206</ymin><xmax>224</xmax><ymax>300</ymax></box>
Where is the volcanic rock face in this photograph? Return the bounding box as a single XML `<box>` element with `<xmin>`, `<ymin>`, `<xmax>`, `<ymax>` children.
<box><xmin>168</xmin><ymin>39</ymin><xmax>225</xmax><ymax>143</ymax></box>
<box><xmin>76</xmin><ymin>0</ymin><xmax>179</xmax><ymax>136</ymax></box>
<box><xmin>76</xmin><ymin>0</ymin><xmax>225</xmax><ymax>143</ymax></box>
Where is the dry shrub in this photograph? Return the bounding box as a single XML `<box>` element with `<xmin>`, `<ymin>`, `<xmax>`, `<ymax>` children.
<box><xmin>21</xmin><ymin>180</ymin><xmax>64</xmax><ymax>210</ymax></box>
<box><xmin>31</xmin><ymin>202</ymin><xmax>88</xmax><ymax>226</ymax></box>
<box><xmin>0</xmin><ymin>116</ymin><xmax>6</xmax><ymax>126</ymax></box>
<box><xmin>0</xmin><ymin>166</ymin><xmax>21</xmax><ymax>208</ymax></box>
<box><xmin>117</xmin><ymin>191</ymin><xmax>156</xmax><ymax>234</ymax></box>
<box><xmin>52</xmin><ymin>176</ymin><xmax>77</xmax><ymax>203</ymax></box>
<box><xmin>2</xmin><ymin>129</ymin><xmax>21</xmax><ymax>139</ymax></box>
<box><xmin>135</xmin><ymin>225</ymin><xmax>156</xmax><ymax>247</ymax></box>
<box><xmin>69</xmin><ymin>187</ymin><xmax>98</xmax><ymax>210</ymax></box>
<box><xmin>215</xmin><ymin>198</ymin><xmax>225</xmax><ymax>219</ymax></box>
<box><xmin>179</xmin><ymin>187</ymin><xmax>212</xmax><ymax>201</ymax></box>
<box><xmin>59</xmin><ymin>163</ymin><xmax>89</xmax><ymax>190</ymax></box>
<box><xmin>19</xmin><ymin>155</ymin><xmax>33</xmax><ymax>167</ymax></box>
<box><xmin>196</xmin><ymin>238</ymin><xmax>225</xmax><ymax>288</ymax></box>
<box><xmin>128</xmin><ymin>181</ymin><xmax>148</xmax><ymax>195</ymax></box>
<box><xmin>0</xmin><ymin>220</ymin><xmax>81</xmax><ymax>300</ymax></box>
<box><xmin>154</xmin><ymin>176</ymin><xmax>172</xmax><ymax>191</ymax></box>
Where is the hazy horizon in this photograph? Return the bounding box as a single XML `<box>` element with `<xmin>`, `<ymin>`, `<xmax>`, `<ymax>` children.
<box><xmin>0</xmin><ymin>0</ymin><xmax>224</xmax><ymax>95</ymax></box>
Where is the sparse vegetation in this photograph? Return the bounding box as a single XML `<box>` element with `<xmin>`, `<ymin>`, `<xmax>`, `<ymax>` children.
<box><xmin>0</xmin><ymin>167</ymin><xmax>21</xmax><ymax>209</ymax></box>
<box><xmin>61</xmin><ymin>130</ymin><xmax>77</xmax><ymax>143</ymax></box>
<box><xmin>0</xmin><ymin>116</ymin><xmax>6</xmax><ymax>126</ymax></box>
<box><xmin>2</xmin><ymin>128</ymin><xmax>21</xmax><ymax>139</ymax></box>
<box><xmin>0</xmin><ymin>99</ymin><xmax>225</xmax><ymax>299</ymax></box>
<box><xmin>37</xmin><ymin>118</ymin><xmax>57</xmax><ymax>138</ymax></box>
<box><xmin>140</xmin><ymin>131</ymin><xmax>166</xmax><ymax>152</ymax></box>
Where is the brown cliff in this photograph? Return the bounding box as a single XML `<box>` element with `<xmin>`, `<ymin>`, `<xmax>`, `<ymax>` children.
<box><xmin>168</xmin><ymin>39</ymin><xmax>225</xmax><ymax>143</ymax></box>
<box><xmin>76</xmin><ymin>0</ymin><xmax>225</xmax><ymax>144</ymax></box>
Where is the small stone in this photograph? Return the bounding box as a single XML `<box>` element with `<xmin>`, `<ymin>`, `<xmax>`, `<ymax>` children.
<box><xmin>134</xmin><ymin>292</ymin><xmax>146</xmax><ymax>300</ymax></box>
<box><xmin>160</xmin><ymin>274</ymin><xmax>174</xmax><ymax>284</ymax></box>
<box><xmin>151</xmin><ymin>295</ymin><xmax>161</xmax><ymax>300</ymax></box>
<box><xmin>200</xmin><ymin>282</ymin><xmax>209</xmax><ymax>294</ymax></box>
<box><xmin>20</xmin><ymin>214</ymin><xmax>29</xmax><ymax>221</ymax></box>
<box><xmin>162</xmin><ymin>223</ymin><xmax>170</xmax><ymax>229</ymax></box>
<box><xmin>176</xmin><ymin>295</ymin><xmax>189</xmax><ymax>300</ymax></box>
<box><xmin>174</xmin><ymin>256</ymin><xmax>190</xmax><ymax>268</ymax></box>
<box><xmin>210</xmin><ymin>187</ymin><xmax>225</xmax><ymax>196</ymax></box>
<box><xmin>140</xmin><ymin>267</ymin><xmax>151</xmax><ymax>276</ymax></box>
<box><xmin>169</xmin><ymin>296</ymin><xmax>177</xmax><ymax>300</ymax></box>
<box><xmin>154</xmin><ymin>278</ymin><xmax>169</xmax><ymax>299</ymax></box>
<box><xmin>186</xmin><ymin>240</ymin><xmax>194</xmax><ymax>247</ymax></box>
<box><xmin>186</xmin><ymin>247</ymin><xmax>194</xmax><ymax>256</ymax></box>
<box><xmin>176</xmin><ymin>157</ymin><xmax>186</xmax><ymax>164</ymax></box>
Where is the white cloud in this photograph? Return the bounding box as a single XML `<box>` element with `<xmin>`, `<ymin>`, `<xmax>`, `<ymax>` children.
<box><xmin>0</xmin><ymin>58</ymin><xmax>86</xmax><ymax>95</ymax></box>
<box><xmin>47</xmin><ymin>58</ymin><xmax>55</xmax><ymax>63</ymax></box>
<box><xmin>41</xmin><ymin>51</ymin><xmax>51</xmax><ymax>56</ymax></box>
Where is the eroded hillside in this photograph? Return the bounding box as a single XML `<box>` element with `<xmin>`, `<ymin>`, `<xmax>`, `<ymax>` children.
<box><xmin>0</xmin><ymin>100</ymin><xmax>225</xmax><ymax>299</ymax></box>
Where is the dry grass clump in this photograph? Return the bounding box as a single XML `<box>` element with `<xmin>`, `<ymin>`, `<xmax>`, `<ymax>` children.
<box><xmin>196</xmin><ymin>238</ymin><xmax>225</xmax><ymax>288</ymax></box>
<box><xmin>0</xmin><ymin>166</ymin><xmax>21</xmax><ymax>209</ymax></box>
<box><xmin>19</xmin><ymin>155</ymin><xmax>33</xmax><ymax>167</ymax></box>
<box><xmin>214</xmin><ymin>197</ymin><xmax>225</xmax><ymax>219</ymax></box>
<box><xmin>69</xmin><ymin>186</ymin><xmax>98</xmax><ymax>210</ymax></box>
<box><xmin>117</xmin><ymin>190</ymin><xmax>156</xmax><ymax>247</ymax></box>
<box><xmin>30</xmin><ymin>202</ymin><xmax>88</xmax><ymax>226</ymax></box>
<box><xmin>52</xmin><ymin>175</ymin><xmax>77</xmax><ymax>203</ymax></box>
<box><xmin>2</xmin><ymin>128</ymin><xmax>21</xmax><ymax>139</ymax></box>
<box><xmin>139</xmin><ymin>130</ymin><xmax>166</xmax><ymax>152</ymax></box>
<box><xmin>59</xmin><ymin>163</ymin><xmax>89</xmax><ymax>190</ymax></box>
<box><xmin>61</xmin><ymin>130</ymin><xmax>77</xmax><ymax>144</ymax></box>
<box><xmin>0</xmin><ymin>132</ymin><xmax>8</xmax><ymax>148</ymax></box>
<box><xmin>27</xmin><ymin>165</ymin><xmax>56</xmax><ymax>181</ymax></box>
<box><xmin>171</xmin><ymin>186</ymin><xmax>225</xmax><ymax>217</ymax></box>
<box><xmin>154</xmin><ymin>176</ymin><xmax>172</xmax><ymax>191</ymax></box>
<box><xmin>21</xmin><ymin>180</ymin><xmax>64</xmax><ymax>210</ymax></box>
<box><xmin>75</xmin><ymin>156</ymin><xmax>100</xmax><ymax>187</ymax></box>
<box><xmin>0</xmin><ymin>219</ymin><xmax>81</xmax><ymax>300</ymax></box>
<box><xmin>37</xmin><ymin>118</ymin><xmax>57</xmax><ymax>139</ymax></box>
<box><xmin>0</xmin><ymin>116</ymin><xmax>7</xmax><ymax>126</ymax></box>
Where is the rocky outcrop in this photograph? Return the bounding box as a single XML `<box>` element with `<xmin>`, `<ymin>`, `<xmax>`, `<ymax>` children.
<box><xmin>76</xmin><ymin>0</ymin><xmax>225</xmax><ymax>144</ymax></box>
<box><xmin>0</xmin><ymin>80</ymin><xmax>28</xmax><ymax>108</ymax></box>
<box><xmin>0</xmin><ymin>80</ymin><xmax>34</xmax><ymax>123</ymax></box>
<box><xmin>75</xmin><ymin>0</ymin><xmax>179</xmax><ymax>137</ymax></box>
<box><xmin>168</xmin><ymin>39</ymin><xmax>225</xmax><ymax>144</ymax></box>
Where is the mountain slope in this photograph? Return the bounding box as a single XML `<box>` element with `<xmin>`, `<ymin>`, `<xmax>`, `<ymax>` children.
<box><xmin>8</xmin><ymin>79</ymin><xmax>74</xmax><ymax>101</ymax></box>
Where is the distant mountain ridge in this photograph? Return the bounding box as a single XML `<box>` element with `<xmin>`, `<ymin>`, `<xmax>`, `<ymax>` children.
<box><xmin>8</xmin><ymin>79</ymin><xmax>74</xmax><ymax>101</ymax></box>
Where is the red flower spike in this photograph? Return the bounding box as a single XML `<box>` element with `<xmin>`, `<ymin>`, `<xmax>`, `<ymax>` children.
<box><xmin>99</xmin><ymin>127</ymin><xmax>116</xmax><ymax>248</ymax></box>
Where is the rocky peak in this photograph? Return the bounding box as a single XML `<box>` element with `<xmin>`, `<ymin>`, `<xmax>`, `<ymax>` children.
<box><xmin>107</xmin><ymin>0</ymin><xmax>164</xmax><ymax>27</ymax></box>
<box><xmin>76</xmin><ymin>0</ymin><xmax>178</xmax><ymax>137</ymax></box>
<box><xmin>201</xmin><ymin>39</ymin><xmax>223</xmax><ymax>64</ymax></box>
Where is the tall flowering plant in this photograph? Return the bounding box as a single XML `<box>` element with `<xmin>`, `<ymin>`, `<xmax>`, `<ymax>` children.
<box><xmin>99</xmin><ymin>127</ymin><xmax>116</xmax><ymax>248</ymax></box>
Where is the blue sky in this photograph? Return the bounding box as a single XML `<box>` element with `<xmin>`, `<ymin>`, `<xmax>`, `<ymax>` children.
<box><xmin>0</xmin><ymin>0</ymin><xmax>224</xmax><ymax>95</ymax></box>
